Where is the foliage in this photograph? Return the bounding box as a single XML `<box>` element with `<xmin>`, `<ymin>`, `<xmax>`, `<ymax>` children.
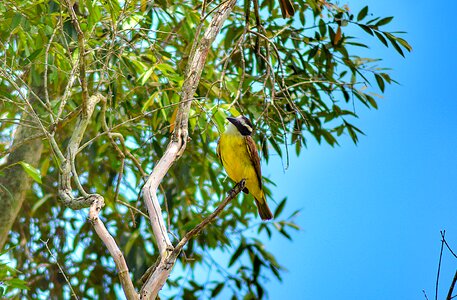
<box><xmin>0</xmin><ymin>0</ymin><xmax>410</xmax><ymax>298</ymax></box>
<box><xmin>0</xmin><ymin>247</ymin><xmax>29</xmax><ymax>298</ymax></box>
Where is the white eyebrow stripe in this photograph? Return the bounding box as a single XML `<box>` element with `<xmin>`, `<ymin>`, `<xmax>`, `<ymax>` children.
<box><xmin>239</xmin><ymin>119</ymin><xmax>251</xmax><ymax>130</ymax></box>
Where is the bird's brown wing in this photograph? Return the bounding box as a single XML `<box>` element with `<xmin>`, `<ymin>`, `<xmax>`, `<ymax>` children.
<box><xmin>245</xmin><ymin>136</ymin><xmax>262</xmax><ymax>189</ymax></box>
<box><xmin>216</xmin><ymin>138</ymin><xmax>223</xmax><ymax>165</ymax></box>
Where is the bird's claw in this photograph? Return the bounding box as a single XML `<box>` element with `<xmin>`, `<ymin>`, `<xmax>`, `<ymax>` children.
<box><xmin>229</xmin><ymin>179</ymin><xmax>246</xmax><ymax>198</ymax></box>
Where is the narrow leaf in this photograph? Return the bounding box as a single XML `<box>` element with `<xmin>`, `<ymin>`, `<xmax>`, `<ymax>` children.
<box><xmin>376</xmin><ymin>16</ymin><xmax>394</xmax><ymax>27</ymax></box>
<box><xmin>358</xmin><ymin>24</ymin><xmax>373</xmax><ymax>36</ymax></box>
<box><xmin>396</xmin><ymin>37</ymin><xmax>413</xmax><ymax>52</ymax></box>
<box><xmin>274</xmin><ymin>198</ymin><xmax>287</xmax><ymax>217</ymax></box>
<box><xmin>374</xmin><ymin>31</ymin><xmax>388</xmax><ymax>47</ymax></box>
<box><xmin>211</xmin><ymin>282</ymin><xmax>225</xmax><ymax>297</ymax></box>
<box><xmin>18</xmin><ymin>162</ymin><xmax>42</xmax><ymax>184</ymax></box>
<box><xmin>375</xmin><ymin>74</ymin><xmax>385</xmax><ymax>92</ymax></box>
<box><xmin>357</xmin><ymin>6</ymin><xmax>368</xmax><ymax>21</ymax></box>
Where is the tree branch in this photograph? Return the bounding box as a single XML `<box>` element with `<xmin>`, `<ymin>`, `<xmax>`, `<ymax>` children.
<box><xmin>65</xmin><ymin>0</ymin><xmax>89</xmax><ymax>106</ymax></box>
<box><xmin>89</xmin><ymin>196</ymin><xmax>139</xmax><ymax>300</ymax></box>
<box><xmin>173</xmin><ymin>180</ymin><xmax>246</xmax><ymax>254</ymax></box>
<box><xmin>140</xmin><ymin>0</ymin><xmax>237</xmax><ymax>298</ymax></box>
<box><xmin>58</xmin><ymin>94</ymin><xmax>104</xmax><ymax>209</ymax></box>
<box><xmin>141</xmin><ymin>180</ymin><xmax>245</xmax><ymax>298</ymax></box>
<box><xmin>56</xmin><ymin>93</ymin><xmax>139</xmax><ymax>299</ymax></box>
<box><xmin>447</xmin><ymin>270</ymin><xmax>457</xmax><ymax>300</ymax></box>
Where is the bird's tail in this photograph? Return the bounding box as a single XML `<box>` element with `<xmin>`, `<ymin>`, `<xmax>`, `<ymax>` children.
<box><xmin>255</xmin><ymin>194</ymin><xmax>273</xmax><ymax>220</ymax></box>
<box><xmin>278</xmin><ymin>0</ymin><xmax>295</xmax><ymax>18</ymax></box>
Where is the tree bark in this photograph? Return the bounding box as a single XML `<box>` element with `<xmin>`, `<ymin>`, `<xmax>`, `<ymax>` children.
<box><xmin>0</xmin><ymin>109</ymin><xmax>43</xmax><ymax>249</ymax></box>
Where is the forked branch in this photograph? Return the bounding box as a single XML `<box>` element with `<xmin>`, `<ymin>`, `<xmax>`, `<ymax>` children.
<box><xmin>57</xmin><ymin>94</ymin><xmax>139</xmax><ymax>299</ymax></box>
<box><xmin>140</xmin><ymin>0</ymin><xmax>237</xmax><ymax>298</ymax></box>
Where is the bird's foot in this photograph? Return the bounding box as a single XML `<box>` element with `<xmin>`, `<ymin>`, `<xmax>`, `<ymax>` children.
<box><xmin>229</xmin><ymin>179</ymin><xmax>246</xmax><ymax>198</ymax></box>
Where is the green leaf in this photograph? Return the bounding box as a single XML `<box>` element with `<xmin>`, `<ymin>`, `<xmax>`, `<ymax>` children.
<box><xmin>357</xmin><ymin>6</ymin><xmax>368</xmax><ymax>21</ymax></box>
<box><xmin>142</xmin><ymin>91</ymin><xmax>159</xmax><ymax>112</ymax></box>
<box><xmin>358</xmin><ymin>24</ymin><xmax>373</xmax><ymax>36</ymax></box>
<box><xmin>322</xmin><ymin>130</ymin><xmax>337</xmax><ymax>146</ymax></box>
<box><xmin>308</xmin><ymin>46</ymin><xmax>319</xmax><ymax>60</ymax></box>
<box><xmin>374</xmin><ymin>73</ymin><xmax>385</xmax><ymax>92</ymax></box>
<box><xmin>384</xmin><ymin>32</ymin><xmax>405</xmax><ymax>57</ymax></box>
<box><xmin>18</xmin><ymin>162</ymin><xmax>42</xmax><ymax>184</ymax></box>
<box><xmin>345</xmin><ymin>41</ymin><xmax>369</xmax><ymax>48</ymax></box>
<box><xmin>380</xmin><ymin>72</ymin><xmax>392</xmax><ymax>84</ymax></box>
<box><xmin>269</xmin><ymin>137</ymin><xmax>282</xmax><ymax>158</ymax></box>
<box><xmin>318</xmin><ymin>19</ymin><xmax>327</xmax><ymax>36</ymax></box>
<box><xmin>396</xmin><ymin>37</ymin><xmax>413</xmax><ymax>52</ymax></box>
<box><xmin>156</xmin><ymin>63</ymin><xmax>175</xmax><ymax>75</ymax></box>
<box><xmin>140</xmin><ymin>67</ymin><xmax>154</xmax><ymax>86</ymax></box>
<box><xmin>279</xmin><ymin>228</ymin><xmax>291</xmax><ymax>240</ymax></box>
<box><xmin>124</xmin><ymin>230</ymin><xmax>140</xmax><ymax>256</ymax></box>
<box><xmin>26</xmin><ymin>49</ymin><xmax>42</xmax><ymax>62</ymax></box>
<box><xmin>270</xmin><ymin>263</ymin><xmax>282</xmax><ymax>281</ymax></box>
<box><xmin>375</xmin><ymin>17</ymin><xmax>394</xmax><ymax>27</ymax></box>
<box><xmin>274</xmin><ymin>198</ymin><xmax>286</xmax><ymax>217</ymax></box>
<box><xmin>253</xmin><ymin>255</ymin><xmax>261</xmax><ymax>279</ymax></box>
<box><xmin>374</xmin><ymin>31</ymin><xmax>388</xmax><ymax>47</ymax></box>
<box><xmin>229</xmin><ymin>241</ymin><xmax>245</xmax><ymax>267</ymax></box>
<box><xmin>390</xmin><ymin>39</ymin><xmax>405</xmax><ymax>57</ymax></box>
<box><xmin>365</xmin><ymin>94</ymin><xmax>378</xmax><ymax>109</ymax></box>
<box><xmin>5</xmin><ymin>278</ymin><xmax>29</xmax><ymax>290</ymax></box>
<box><xmin>31</xmin><ymin>194</ymin><xmax>53</xmax><ymax>216</ymax></box>
<box><xmin>211</xmin><ymin>282</ymin><xmax>225</xmax><ymax>297</ymax></box>
<box><xmin>10</xmin><ymin>13</ymin><xmax>22</xmax><ymax>30</ymax></box>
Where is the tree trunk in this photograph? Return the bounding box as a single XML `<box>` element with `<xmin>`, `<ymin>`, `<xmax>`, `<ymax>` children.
<box><xmin>0</xmin><ymin>109</ymin><xmax>43</xmax><ymax>249</ymax></box>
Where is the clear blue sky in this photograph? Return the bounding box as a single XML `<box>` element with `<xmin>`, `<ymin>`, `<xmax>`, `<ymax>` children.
<box><xmin>263</xmin><ymin>0</ymin><xmax>457</xmax><ymax>299</ymax></box>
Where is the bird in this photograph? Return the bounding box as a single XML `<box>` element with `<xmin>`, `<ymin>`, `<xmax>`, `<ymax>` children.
<box><xmin>217</xmin><ymin>115</ymin><xmax>273</xmax><ymax>220</ymax></box>
<box><xmin>278</xmin><ymin>0</ymin><xmax>295</xmax><ymax>18</ymax></box>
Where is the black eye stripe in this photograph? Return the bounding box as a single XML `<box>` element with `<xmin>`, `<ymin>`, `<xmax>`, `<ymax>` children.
<box><xmin>234</xmin><ymin>116</ymin><xmax>253</xmax><ymax>136</ymax></box>
<box><xmin>241</xmin><ymin>116</ymin><xmax>253</xmax><ymax>129</ymax></box>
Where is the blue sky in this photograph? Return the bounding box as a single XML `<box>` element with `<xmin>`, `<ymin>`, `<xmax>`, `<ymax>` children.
<box><xmin>263</xmin><ymin>0</ymin><xmax>457</xmax><ymax>299</ymax></box>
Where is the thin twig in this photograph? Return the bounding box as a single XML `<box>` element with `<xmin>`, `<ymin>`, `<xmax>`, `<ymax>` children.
<box><xmin>447</xmin><ymin>270</ymin><xmax>457</xmax><ymax>300</ymax></box>
<box><xmin>436</xmin><ymin>231</ymin><xmax>446</xmax><ymax>300</ymax></box>
<box><xmin>41</xmin><ymin>239</ymin><xmax>79</xmax><ymax>300</ymax></box>
<box><xmin>43</xmin><ymin>18</ymin><xmax>61</xmax><ymax>124</ymax></box>
<box><xmin>442</xmin><ymin>230</ymin><xmax>457</xmax><ymax>259</ymax></box>
<box><xmin>64</xmin><ymin>0</ymin><xmax>89</xmax><ymax>105</ymax></box>
<box><xmin>173</xmin><ymin>180</ymin><xmax>245</xmax><ymax>254</ymax></box>
<box><xmin>116</xmin><ymin>199</ymin><xmax>149</xmax><ymax>219</ymax></box>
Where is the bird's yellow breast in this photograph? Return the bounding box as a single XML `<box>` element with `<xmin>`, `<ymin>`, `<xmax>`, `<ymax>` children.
<box><xmin>218</xmin><ymin>134</ymin><xmax>262</xmax><ymax>197</ymax></box>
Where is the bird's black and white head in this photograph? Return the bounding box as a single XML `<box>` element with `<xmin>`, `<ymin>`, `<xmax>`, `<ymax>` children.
<box><xmin>225</xmin><ymin>115</ymin><xmax>254</xmax><ymax>136</ymax></box>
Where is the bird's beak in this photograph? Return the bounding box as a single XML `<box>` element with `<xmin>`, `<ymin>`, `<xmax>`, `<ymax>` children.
<box><xmin>227</xmin><ymin>117</ymin><xmax>237</xmax><ymax>125</ymax></box>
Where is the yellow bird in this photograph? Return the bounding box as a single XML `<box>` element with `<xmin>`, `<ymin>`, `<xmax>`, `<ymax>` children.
<box><xmin>217</xmin><ymin>116</ymin><xmax>273</xmax><ymax>220</ymax></box>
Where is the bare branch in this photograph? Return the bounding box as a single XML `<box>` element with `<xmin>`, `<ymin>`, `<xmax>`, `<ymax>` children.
<box><xmin>54</xmin><ymin>93</ymin><xmax>139</xmax><ymax>299</ymax></box>
<box><xmin>141</xmin><ymin>180</ymin><xmax>245</xmax><ymax>299</ymax></box>
<box><xmin>58</xmin><ymin>94</ymin><xmax>104</xmax><ymax>209</ymax></box>
<box><xmin>436</xmin><ymin>231</ymin><xmax>446</xmax><ymax>300</ymax></box>
<box><xmin>41</xmin><ymin>239</ymin><xmax>79</xmax><ymax>300</ymax></box>
<box><xmin>174</xmin><ymin>180</ymin><xmax>246</xmax><ymax>253</ymax></box>
<box><xmin>442</xmin><ymin>230</ymin><xmax>457</xmax><ymax>259</ymax></box>
<box><xmin>55</xmin><ymin>60</ymin><xmax>79</xmax><ymax>127</ymax></box>
<box><xmin>140</xmin><ymin>0</ymin><xmax>237</xmax><ymax>298</ymax></box>
<box><xmin>447</xmin><ymin>271</ymin><xmax>457</xmax><ymax>300</ymax></box>
<box><xmin>89</xmin><ymin>196</ymin><xmax>139</xmax><ymax>300</ymax></box>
